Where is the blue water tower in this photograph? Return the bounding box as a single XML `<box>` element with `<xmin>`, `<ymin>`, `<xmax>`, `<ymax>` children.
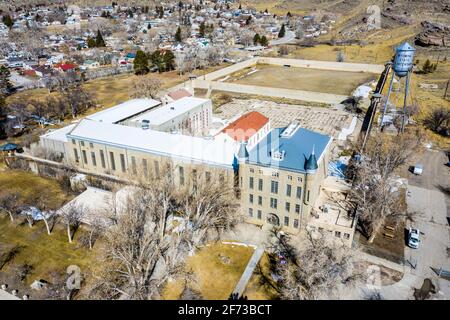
<box><xmin>393</xmin><ymin>42</ymin><xmax>415</xmax><ymax>77</ymax></box>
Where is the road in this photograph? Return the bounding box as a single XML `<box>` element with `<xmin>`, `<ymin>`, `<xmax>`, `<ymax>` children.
<box><xmin>270</xmin><ymin>30</ymin><xmax>296</xmax><ymax>46</ymax></box>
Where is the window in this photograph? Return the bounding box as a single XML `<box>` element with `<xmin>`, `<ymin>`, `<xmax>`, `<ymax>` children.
<box><xmin>258</xmin><ymin>196</ymin><xmax>262</xmax><ymax>206</ymax></box>
<box><xmin>270</xmin><ymin>198</ymin><xmax>277</xmax><ymax>209</ymax></box>
<box><xmin>285</xmin><ymin>202</ymin><xmax>290</xmax><ymax>212</ymax></box>
<box><xmin>294</xmin><ymin>219</ymin><xmax>299</xmax><ymax>228</ymax></box>
<box><xmin>248</xmin><ymin>208</ymin><xmax>253</xmax><ymax>217</ymax></box>
<box><xmin>250</xmin><ymin>168</ymin><xmax>254</xmax><ymax>173</ymax></box>
<box><xmin>249</xmin><ymin>194</ymin><xmax>254</xmax><ymax>204</ymax></box>
<box><xmin>89</xmin><ymin>143</ymin><xmax>93</xmax><ymax>148</ymax></box>
<box><xmin>109</xmin><ymin>152</ymin><xmax>116</xmax><ymax>170</ymax></box>
<box><xmin>286</xmin><ymin>184</ymin><xmax>292</xmax><ymax>197</ymax></box>
<box><xmin>335</xmin><ymin>231</ymin><xmax>341</xmax><ymax>238</ymax></box>
<box><xmin>100</xmin><ymin>150</ymin><xmax>106</xmax><ymax>168</ymax></box>
<box><xmin>179</xmin><ymin>166</ymin><xmax>185</xmax><ymax>185</ymax></box>
<box><xmin>82</xmin><ymin>150</ymin><xmax>87</xmax><ymax>164</ymax></box>
<box><xmin>131</xmin><ymin>156</ymin><xmax>137</xmax><ymax>174</ymax></box>
<box><xmin>270</xmin><ymin>181</ymin><xmax>279</xmax><ymax>194</ymax></box>
<box><xmin>73</xmin><ymin>149</ymin><xmax>79</xmax><ymax>163</ymax></box>
<box><xmin>91</xmin><ymin>152</ymin><xmax>96</xmax><ymax>166</ymax></box>
<box><xmin>205</xmin><ymin>171</ymin><xmax>211</xmax><ymax>183</ymax></box>
<box><xmin>120</xmin><ymin>154</ymin><xmax>126</xmax><ymax>173</ymax></box>
<box><xmin>258</xmin><ymin>179</ymin><xmax>263</xmax><ymax>191</ymax></box>
<box><xmin>249</xmin><ymin>177</ymin><xmax>254</xmax><ymax>189</ymax></box>
<box><xmin>80</xmin><ymin>141</ymin><xmax>85</xmax><ymax>147</ymax></box>
<box><xmin>344</xmin><ymin>233</ymin><xmax>350</xmax><ymax>240</ymax></box>
<box><xmin>257</xmin><ymin>210</ymin><xmax>262</xmax><ymax>220</ymax></box>
<box><xmin>272</xmin><ymin>171</ymin><xmax>279</xmax><ymax>178</ymax></box>
<box><xmin>295</xmin><ymin>204</ymin><xmax>301</xmax><ymax>214</ymax></box>
<box><xmin>71</xmin><ymin>139</ymin><xmax>75</xmax><ymax>145</ymax></box>
<box><xmin>154</xmin><ymin>161</ymin><xmax>159</xmax><ymax>177</ymax></box>
<box><xmin>296</xmin><ymin>186</ymin><xmax>302</xmax><ymax>199</ymax></box>
<box><xmin>284</xmin><ymin>216</ymin><xmax>289</xmax><ymax>227</ymax></box>
<box><xmin>287</xmin><ymin>175</ymin><xmax>292</xmax><ymax>181</ymax></box>
<box><xmin>142</xmin><ymin>159</ymin><xmax>148</xmax><ymax>177</ymax></box>
<box><xmin>297</xmin><ymin>177</ymin><xmax>303</xmax><ymax>183</ymax></box>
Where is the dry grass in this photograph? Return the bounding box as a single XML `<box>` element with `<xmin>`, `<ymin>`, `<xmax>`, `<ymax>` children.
<box><xmin>0</xmin><ymin>170</ymin><xmax>72</xmax><ymax>209</ymax></box>
<box><xmin>243</xmin><ymin>252</ymin><xmax>279</xmax><ymax>300</ymax></box>
<box><xmin>0</xmin><ymin>216</ymin><xmax>97</xmax><ymax>287</ymax></box>
<box><xmin>163</xmin><ymin>242</ymin><xmax>254</xmax><ymax>300</ymax></box>
<box><xmin>228</xmin><ymin>64</ymin><xmax>377</xmax><ymax>95</ymax></box>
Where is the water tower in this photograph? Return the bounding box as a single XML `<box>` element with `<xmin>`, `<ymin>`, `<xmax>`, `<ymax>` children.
<box><xmin>379</xmin><ymin>42</ymin><xmax>415</xmax><ymax>132</ymax></box>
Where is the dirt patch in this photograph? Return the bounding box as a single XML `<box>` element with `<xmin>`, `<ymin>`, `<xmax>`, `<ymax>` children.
<box><xmin>354</xmin><ymin>260</ymin><xmax>404</xmax><ymax>286</ymax></box>
<box><xmin>359</xmin><ymin>218</ymin><xmax>406</xmax><ymax>264</ymax></box>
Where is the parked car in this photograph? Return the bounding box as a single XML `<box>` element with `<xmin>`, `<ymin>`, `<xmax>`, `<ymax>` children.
<box><xmin>413</xmin><ymin>164</ymin><xmax>423</xmax><ymax>175</ymax></box>
<box><xmin>408</xmin><ymin>227</ymin><xmax>420</xmax><ymax>249</ymax></box>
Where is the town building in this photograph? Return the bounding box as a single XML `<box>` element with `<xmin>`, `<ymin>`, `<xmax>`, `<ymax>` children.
<box><xmin>39</xmin><ymin>97</ymin><xmax>338</xmax><ymax>238</ymax></box>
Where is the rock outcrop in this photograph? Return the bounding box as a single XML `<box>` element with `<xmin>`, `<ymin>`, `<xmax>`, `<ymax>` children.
<box><xmin>415</xmin><ymin>21</ymin><xmax>450</xmax><ymax>47</ymax></box>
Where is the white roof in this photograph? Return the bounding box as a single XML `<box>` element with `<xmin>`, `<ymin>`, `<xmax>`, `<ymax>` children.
<box><xmin>40</xmin><ymin>124</ymin><xmax>76</xmax><ymax>142</ymax></box>
<box><xmin>131</xmin><ymin>97</ymin><xmax>209</xmax><ymax>126</ymax></box>
<box><xmin>86</xmin><ymin>99</ymin><xmax>160</xmax><ymax>124</ymax></box>
<box><xmin>68</xmin><ymin>119</ymin><xmax>236</xmax><ymax>167</ymax></box>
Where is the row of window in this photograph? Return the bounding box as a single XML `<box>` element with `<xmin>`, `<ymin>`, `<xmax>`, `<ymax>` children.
<box><xmin>249</xmin><ymin>194</ymin><xmax>302</xmax><ymax>213</ymax></box>
<box><xmin>249</xmin><ymin>168</ymin><xmax>303</xmax><ymax>182</ymax></box>
<box><xmin>248</xmin><ymin>208</ymin><xmax>299</xmax><ymax>228</ymax></box>
<box><xmin>249</xmin><ymin>177</ymin><xmax>304</xmax><ymax>199</ymax></box>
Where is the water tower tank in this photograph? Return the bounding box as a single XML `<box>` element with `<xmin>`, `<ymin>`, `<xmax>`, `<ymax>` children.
<box><xmin>393</xmin><ymin>42</ymin><xmax>415</xmax><ymax>77</ymax></box>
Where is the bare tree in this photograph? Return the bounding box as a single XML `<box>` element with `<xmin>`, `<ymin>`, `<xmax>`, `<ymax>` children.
<box><xmin>350</xmin><ymin>130</ymin><xmax>424</xmax><ymax>242</ymax></box>
<box><xmin>423</xmin><ymin>107</ymin><xmax>450</xmax><ymax>136</ymax></box>
<box><xmin>0</xmin><ymin>192</ymin><xmax>20</xmax><ymax>222</ymax></box>
<box><xmin>271</xmin><ymin>230</ymin><xmax>356</xmax><ymax>300</ymax></box>
<box><xmin>85</xmin><ymin>167</ymin><xmax>240</xmax><ymax>300</ymax></box>
<box><xmin>60</xmin><ymin>203</ymin><xmax>84</xmax><ymax>243</ymax></box>
<box><xmin>131</xmin><ymin>76</ymin><xmax>162</xmax><ymax>99</ymax></box>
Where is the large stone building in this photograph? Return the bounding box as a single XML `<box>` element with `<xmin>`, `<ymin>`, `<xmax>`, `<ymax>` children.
<box><xmin>39</xmin><ymin>97</ymin><xmax>351</xmax><ymax>239</ymax></box>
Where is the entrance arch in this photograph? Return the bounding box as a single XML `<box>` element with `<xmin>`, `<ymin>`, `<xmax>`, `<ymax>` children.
<box><xmin>267</xmin><ymin>213</ymin><xmax>280</xmax><ymax>226</ymax></box>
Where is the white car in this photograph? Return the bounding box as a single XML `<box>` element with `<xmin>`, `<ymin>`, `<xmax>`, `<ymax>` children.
<box><xmin>408</xmin><ymin>227</ymin><xmax>420</xmax><ymax>249</ymax></box>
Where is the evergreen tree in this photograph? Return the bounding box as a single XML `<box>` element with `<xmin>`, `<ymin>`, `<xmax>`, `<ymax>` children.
<box><xmin>278</xmin><ymin>24</ymin><xmax>286</xmax><ymax>38</ymax></box>
<box><xmin>175</xmin><ymin>26</ymin><xmax>182</xmax><ymax>42</ymax></box>
<box><xmin>2</xmin><ymin>14</ymin><xmax>13</xmax><ymax>29</ymax></box>
<box><xmin>199</xmin><ymin>21</ymin><xmax>206</xmax><ymax>38</ymax></box>
<box><xmin>253</xmin><ymin>33</ymin><xmax>260</xmax><ymax>45</ymax></box>
<box><xmin>260</xmin><ymin>35</ymin><xmax>268</xmax><ymax>47</ymax></box>
<box><xmin>87</xmin><ymin>36</ymin><xmax>96</xmax><ymax>48</ymax></box>
<box><xmin>96</xmin><ymin>29</ymin><xmax>106</xmax><ymax>47</ymax></box>
<box><xmin>134</xmin><ymin>50</ymin><xmax>149</xmax><ymax>75</ymax></box>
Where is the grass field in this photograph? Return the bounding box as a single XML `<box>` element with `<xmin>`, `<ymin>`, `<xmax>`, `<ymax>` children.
<box><xmin>163</xmin><ymin>242</ymin><xmax>256</xmax><ymax>300</ymax></box>
<box><xmin>228</xmin><ymin>64</ymin><xmax>377</xmax><ymax>95</ymax></box>
<box><xmin>0</xmin><ymin>216</ymin><xmax>96</xmax><ymax>283</ymax></box>
<box><xmin>0</xmin><ymin>170</ymin><xmax>72</xmax><ymax>209</ymax></box>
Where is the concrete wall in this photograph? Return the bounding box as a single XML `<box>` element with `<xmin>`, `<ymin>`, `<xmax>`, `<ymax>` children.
<box><xmin>193</xmin><ymin>79</ymin><xmax>348</xmax><ymax>104</ymax></box>
<box><xmin>257</xmin><ymin>57</ymin><xmax>385</xmax><ymax>74</ymax></box>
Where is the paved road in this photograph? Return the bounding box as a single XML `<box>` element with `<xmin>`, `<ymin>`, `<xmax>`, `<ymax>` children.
<box><xmin>270</xmin><ymin>30</ymin><xmax>296</xmax><ymax>46</ymax></box>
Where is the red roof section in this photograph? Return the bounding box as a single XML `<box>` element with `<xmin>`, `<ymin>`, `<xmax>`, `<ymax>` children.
<box><xmin>56</xmin><ymin>62</ymin><xmax>77</xmax><ymax>71</ymax></box>
<box><xmin>222</xmin><ymin>111</ymin><xmax>269</xmax><ymax>142</ymax></box>
<box><xmin>168</xmin><ymin>88</ymin><xmax>192</xmax><ymax>101</ymax></box>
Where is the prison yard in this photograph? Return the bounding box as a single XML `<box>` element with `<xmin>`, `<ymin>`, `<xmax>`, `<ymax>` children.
<box><xmin>214</xmin><ymin>98</ymin><xmax>357</xmax><ymax>139</ymax></box>
<box><xmin>226</xmin><ymin>64</ymin><xmax>378</xmax><ymax>96</ymax></box>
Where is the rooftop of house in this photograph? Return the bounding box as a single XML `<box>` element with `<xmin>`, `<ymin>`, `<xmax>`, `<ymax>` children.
<box><xmin>86</xmin><ymin>98</ymin><xmax>161</xmax><ymax>124</ymax></box>
<box><xmin>130</xmin><ymin>97</ymin><xmax>209</xmax><ymax>127</ymax></box>
<box><xmin>247</xmin><ymin>123</ymin><xmax>332</xmax><ymax>173</ymax></box>
<box><xmin>222</xmin><ymin>111</ymin><xmax>269</xmax><ymax>142</ymax></box>
<box><xmin>40</xmin><ymin>124</ymin><xmax>76</xmax><ymax>142</ymax></box>
<box><xmin>67</xmin><ymin>118</ymin><xmax>236</xmax><ymax>167</ymax></box>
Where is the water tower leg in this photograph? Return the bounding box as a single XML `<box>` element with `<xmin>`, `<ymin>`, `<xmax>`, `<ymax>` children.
<box><xmin>380</xmin><ymin>73</ymin><xmax>395</xmax><ymax>129</ymax></box>
<box><xmin>401</xmin><ymin>71</ymin><xmax>412</xmax><ymax>133</ymax></box>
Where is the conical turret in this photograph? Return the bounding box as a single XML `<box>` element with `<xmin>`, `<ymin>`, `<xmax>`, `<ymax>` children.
<box><xmin>304</xmin><ymin>145</ymin><xmax>318</xmax><ymax>174</ymax></box>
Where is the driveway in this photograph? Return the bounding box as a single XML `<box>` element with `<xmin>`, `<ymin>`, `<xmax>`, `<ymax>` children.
<box><xmin>270</xmin><ymin>30</ymin><xmax>296</xmax><ymax>46</ymax></box>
